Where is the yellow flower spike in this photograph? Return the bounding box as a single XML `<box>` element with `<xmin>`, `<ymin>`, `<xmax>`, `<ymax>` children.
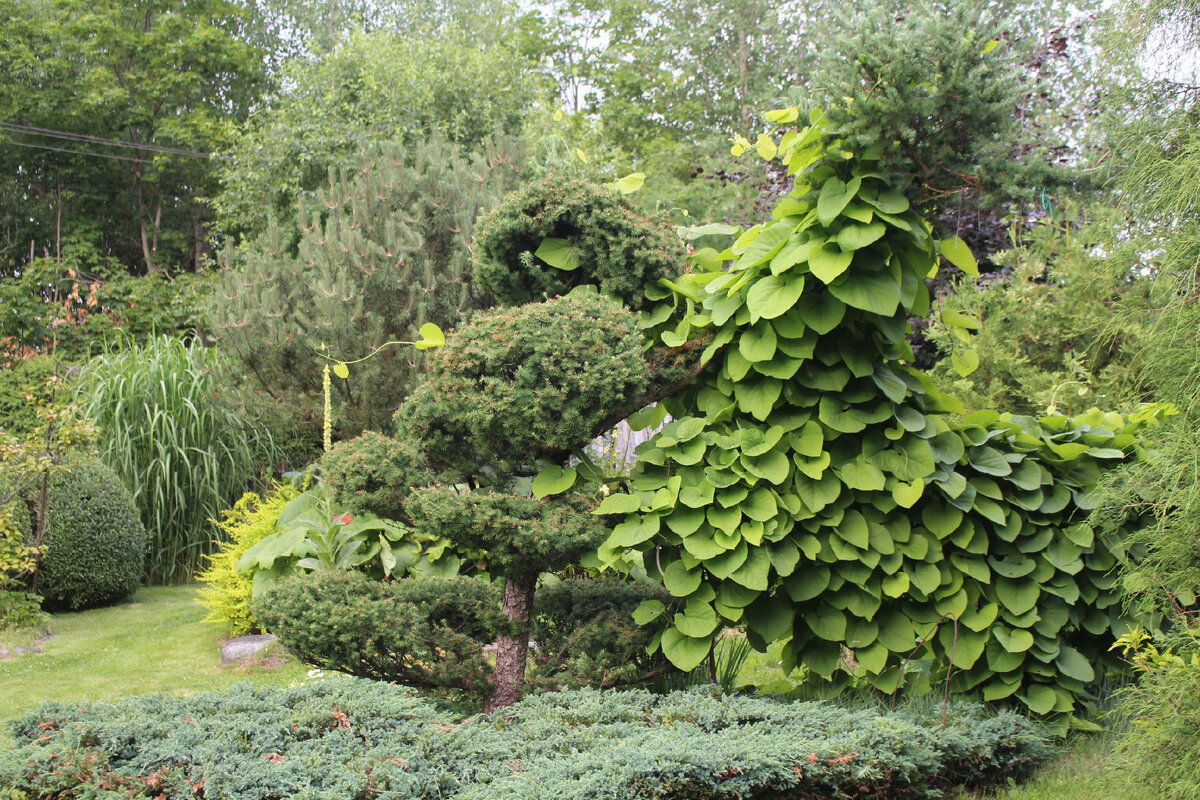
<box><xmin>322</xmin><ymin>363</ymin><xmax>332</xmax><ymax>453</ymax></box>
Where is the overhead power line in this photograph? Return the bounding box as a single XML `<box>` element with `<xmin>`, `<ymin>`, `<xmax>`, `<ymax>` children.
<box><xmin>0</xmin><ymin>121</ymin><xmax>231</xmax><ymax>160</ymax></box>
<box><xmin>4</xmin><ymin>138</ymin><xmax>150</xmax><ymax>164</ymax></box>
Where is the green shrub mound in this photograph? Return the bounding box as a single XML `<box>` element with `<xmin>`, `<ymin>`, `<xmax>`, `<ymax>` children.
<box><xmin>254</xmin><ymin>570</ymin><xmax>510</xmax><ymax>701</ymax></box>
<box><xmin>405</xmin><ymin>490</ymin><xmax>605</xmax><ymax>574</ymax></box>
<box><xmin>322</xmin><ymin>431</ymin><xmax>430</xmax><ymax>523</ymax></box>
<box><xmin>34</xmin><ymin>459</ymin><xmax>146</xmax><ymax>610</ymax></box>
<box><xmin>398</xmin><ymin>292</ymin><xmax>648</xmax><ymax>476</ymax></box>
<box><xmin>472</xmin><ymin>178</ymin><xmax>684</xmax><ymax>310</ymax></box>
<box><xmin>0</xmin><ymin>680</ymin><xmax>1050</xmax><ymax>800</ymax></box>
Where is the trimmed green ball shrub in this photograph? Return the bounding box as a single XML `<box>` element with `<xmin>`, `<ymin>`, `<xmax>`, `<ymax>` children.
<box><xmin>397</xmin><ymin>292</ymin><xmax>648</xmax><ymax>475</ymax></box>
<box><xmin>35</xmin><ymin>459</ymin><xmax>146</xmax><ymax>610</ymax></box>
<box><xmin>0</xmin><ymin>680</ymin><xmax>1051</xmax><ymax>799</ymax></box>
<box><xmin>472</xmin><ymin>178</ymin><xmax>685</xmax><ymax>309</ymax></box>
<box><xmin>322</xmin><ymin>431</ymin><xmax>430</xmax><ymax>523</ymax></box>
<box><xmin>254</xmin><ymin>570</ymin><xmax>509</xmax><ymax>701</ymax></box>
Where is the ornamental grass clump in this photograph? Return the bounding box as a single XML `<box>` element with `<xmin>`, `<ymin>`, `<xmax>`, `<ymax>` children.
<box><xmin>77</xmin><ymin>336</ymin><xmax>278</xmax><ymax>583</ymax></box>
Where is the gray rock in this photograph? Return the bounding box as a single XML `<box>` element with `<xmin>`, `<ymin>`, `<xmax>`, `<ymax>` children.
<box><xmin>221</xmin><ymin>634</ymin><xmax>277</xmax><ymax>665</ymax></box>
<box><xmin>0</xmin><ymin>645</ymin><xmax>44</xmax><ymax>658</ymax></box>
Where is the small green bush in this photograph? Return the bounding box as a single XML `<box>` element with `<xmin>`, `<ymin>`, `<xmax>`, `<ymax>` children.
<box><xmin>0</xmin><ymin>680</ymin><xmax>1050</xmax><ymax>799</ymax></box>
<box><xmin>322</xmin><ymin>431</ymin><xmax>430</xmax><ymax>523</ymax></box>
<box><xmin>530</xmin><ymin>576</ymin><xmax>674</xmax><ymax>690</ymax></box>
<box><xmin>0</xmin><ymin>493</ymin><xmax>43</xmax><ymax>629</ymax></box>
<box><xmin>398</xmin><ymin>292</ymin><xmax>648</xmax><ymax>476</ymax></box>
<box><xmin>1112</xmin><ymin>629</ymin><xmax>1200</xmax><ymax>800</ymax></box>
<box><xmin>254</xmin><ymin>570</ymin><xmax>509</xmax><ymax>701</ymax></box>
<box><xmin>194</xmin><ymin>483</ymin><xmax>301</xmax><ymax>636</ymax></box>
<box><xmin>0</xmin><ymin>588</ymin><xmax>48</xmax><ymax>630</ymax></box>
<box><xmin>34</xmin><ymin>459</ymin><xmax>146</xmax><ymax>610</ymax></box>
<box><xmin>472</xmin><ymin>178</ymin><xmax>684</xmax><ymax>309</ymax></box>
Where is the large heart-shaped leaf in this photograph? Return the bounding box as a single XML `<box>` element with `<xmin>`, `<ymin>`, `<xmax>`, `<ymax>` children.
<box><xmin>532</xmin><ymin>465</ymin><xmax>577</xmax><ymax>499</ymax></box>
<box><xmin>809</xmin><ymin>243</ymin><xmax>853</xmax><ymax>283</ymax></box>
<box><xmin>817</xmin><ymin>176</ymin><xmax>862</xmax><ymax>225</ymax></box>
<box><xmin>836</xmin><ymin>221</ymin><xmax>886</xmax><ymax>251</ymax></box>
<box><xmin>534</xmin><ymin>237</ymin><xmax>580</xmax><ymax>270</ymax></box>
<box><xmin>746</xmin><ymin>273</ymin><xmax>806</xmax><ymax>320</ymax></box>
<box><xmin>661</xmin><ymin>627</ymin><xmax>712</xmax><ymax>671</ymax></box>
<box><xmin>414</xmin><ymin>322</ymin><xmax>445</xmax><ymax>350</ymax></box>
<box><xmin>828</xmin><ymin>270</ymin><xmax>901</xmax><ymax>316</ymax></box>
<box><xmin>937</xmin><ymin>236</ymin><xmax>979</xmax><ymax>277</ymax></box>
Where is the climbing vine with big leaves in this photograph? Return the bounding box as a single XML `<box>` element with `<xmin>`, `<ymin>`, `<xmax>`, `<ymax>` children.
<box><xmin>595</xmin><ymin>110</ymin><xmax>1169</xmax><ymax>732</ymax></box>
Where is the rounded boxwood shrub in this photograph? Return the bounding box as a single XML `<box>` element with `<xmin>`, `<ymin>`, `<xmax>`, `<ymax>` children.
<box><xmin>254</xmin><ymin>569</ymin><xmax>510</xmax><ymax>702</ymax></box>
<box><xmin>472</xmin><ymin>178</ymin><xmax>685</xmax><ymax>310</ymax></box>
<box><xmin>35</xmin><ymin>459</ymin><xmax>146</xmax><ymax>610</ymax></box>
<box><xmin>397</xmin><ymin>292</ymin><xmax>648</xmax><ymax>475</ymax></box>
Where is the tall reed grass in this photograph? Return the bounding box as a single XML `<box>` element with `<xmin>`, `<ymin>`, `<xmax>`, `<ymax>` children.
<box><xmin>78</xmin><ymin>336</ymin><xmax>278</xmax><ymax>584</ymax></box>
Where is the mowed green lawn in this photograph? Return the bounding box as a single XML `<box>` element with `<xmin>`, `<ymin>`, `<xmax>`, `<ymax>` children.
<box><xmin>0</xmin><ymin>585</ymin><xmax>308</xmax><ymax>727</ymax></box>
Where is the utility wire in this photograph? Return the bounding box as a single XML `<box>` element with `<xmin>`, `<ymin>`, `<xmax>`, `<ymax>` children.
<box><xmin>3</xmin><ymin>138</ymin><xmax>150</xmax><ymax>164</ymax></box>
<box><xmin>0</xmin><ymin>121</ymin><xmax>230</xmax><ymax>160</ymax></box>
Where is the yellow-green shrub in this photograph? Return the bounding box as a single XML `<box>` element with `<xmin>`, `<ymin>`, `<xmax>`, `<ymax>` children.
<box><xmin>196</xmin><ymin>484</ymin><xmax>300</xmax><ymax>636</ymax></box>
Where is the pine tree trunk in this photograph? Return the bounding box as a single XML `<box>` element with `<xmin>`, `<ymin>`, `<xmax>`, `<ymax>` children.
<box><xmin>484</xmin><ymin>572</ymin><xmax>536</xmax><ymax>713</ymax></box>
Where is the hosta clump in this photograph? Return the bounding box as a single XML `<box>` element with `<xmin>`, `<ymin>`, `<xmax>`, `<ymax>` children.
<box><xmin>254</xmin><ymin>570</ymin><xmax>508</xmax><ymax>700</ymax></box>
<box><xmin>0</xmin><ymin>680</ymin><xmax>1049</xmax><ymax>799</ymax></box>
<box><xmin>599</xmin><ymin>113</ymin><xmax>1164</xmax><ymax>730</ymax></box>
<box><xmin>231</xmin><ymin>482</ymin><xmax>458</xmax><ymax>598</ymax></box>
<box><xmin>472</xmin><ymin>178</ymin><xmax>685</xmax><ymax>310</ymax></box>
<box><xmin>398</xmin><ymin>291</ymin><xmax>649</xmax><ymax>476</ymax></box>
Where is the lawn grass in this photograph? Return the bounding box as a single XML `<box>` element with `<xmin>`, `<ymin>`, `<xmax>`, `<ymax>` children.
<box><xmin>957</xmin><ymin>733</ymin><xmax>1148</xmax><ymax>800</ymax></box>
<box><xmin>0</xmin><ymin>585</ymin><xmax>309</xmax><ymax>730</ymax></box>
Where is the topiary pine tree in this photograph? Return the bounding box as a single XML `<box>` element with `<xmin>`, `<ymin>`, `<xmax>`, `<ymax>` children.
<box><xmin>323</xmin><ymin>293</ymin><xmax>694</xmax><ymax>709</ymax></box>
<box><xmin>317</xmin><ymin>179</ymin><xmax>692</xmax><ymax>709</ymax></box>
<box><xmin>400</xmin><ymin>292</ymin><xmax>649</xmax><ymax>710</ymax></box>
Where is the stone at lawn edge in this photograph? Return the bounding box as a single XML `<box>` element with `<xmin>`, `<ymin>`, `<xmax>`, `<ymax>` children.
<box><xmin>221</xmin><ymin>634</ymin><xmax>277</xmax><ymax>665</ymax></box>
